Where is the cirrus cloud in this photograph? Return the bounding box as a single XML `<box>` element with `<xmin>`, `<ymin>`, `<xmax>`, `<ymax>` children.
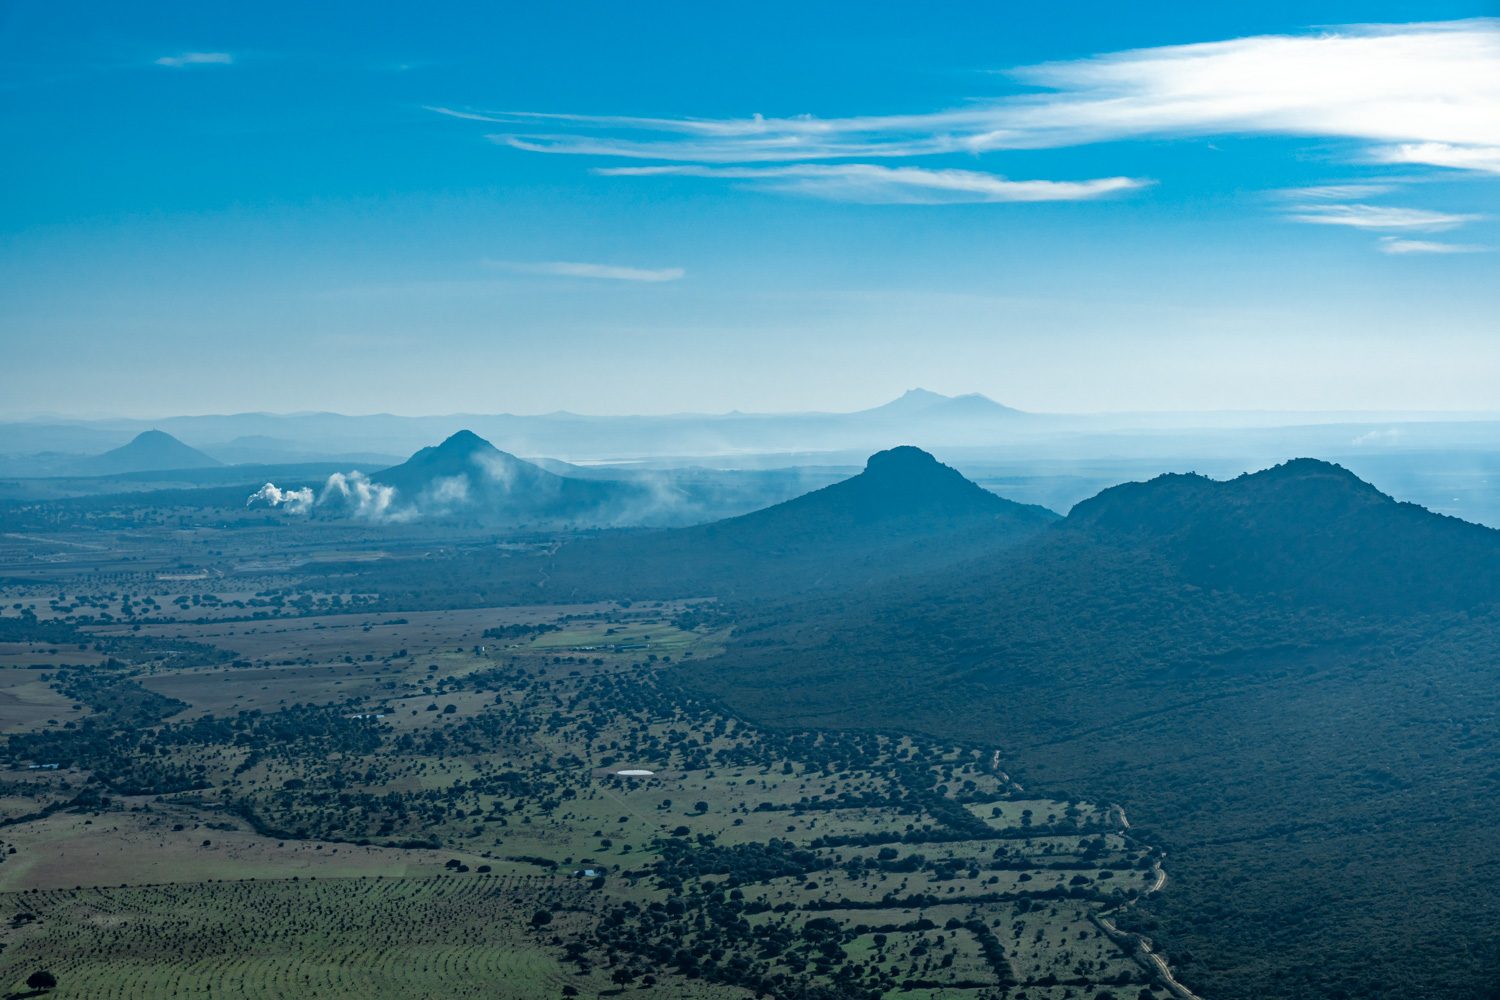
<box><xmin>595</xmin><ymin>163</ymin><xmax>1148</xmax><ymax>204</ymax></box>
<box><xmin>1376</xmin><ymin>237</ymin><xmax>1491</xmax><ymax>254</ymax></box>
<box><xmin>1285</xmin><ymin>204</ymin><xmax>1481</xmax><ymax>231</ymax></box>
<box><xmin>439</xmin><ymin>19</ymin><xmax>1500</xmax><ymax>175</ymax></box>
<box><xmin>485</xmin><ymin>260</ymin><xmax>685</xmax><ymax>282</ymax></box>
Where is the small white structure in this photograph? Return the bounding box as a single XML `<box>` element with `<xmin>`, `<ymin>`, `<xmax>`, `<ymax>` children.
<box><xmin>614</xmin><ymin>769</ymin><xmax>654</xmax><ymax>777</ymax></box>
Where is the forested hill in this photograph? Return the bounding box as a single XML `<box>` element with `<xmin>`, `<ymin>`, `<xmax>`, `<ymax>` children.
<box><xmin>1066</xmin><ymin>457</ymin><xmax>1500</xmax><ymax>613</ymax></box>
<box><xmin>683</xmin><ymin>460</ymin><xmax>1500</xmax><ymax>1000</ymax></box>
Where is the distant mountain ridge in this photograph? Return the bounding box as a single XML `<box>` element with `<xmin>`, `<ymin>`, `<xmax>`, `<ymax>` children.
<box><xmin>10</xmin><ymin>395</ymin><xmax>1500</xmax><ymax>530</ymax></box>
<box><xmin>0</xmin><ymin>389</ymin><xmax>1033</xmax><ymax>465</ymax></box>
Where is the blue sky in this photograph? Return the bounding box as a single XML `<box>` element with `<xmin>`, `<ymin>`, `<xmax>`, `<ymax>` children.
<box><xmin>2</xmin><ymin>1</ymin><xmax>1497</xmax><ymax>417</ymax></box>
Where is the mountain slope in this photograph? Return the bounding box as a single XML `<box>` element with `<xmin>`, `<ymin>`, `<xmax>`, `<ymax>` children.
<box><xmin>81</xmin><ymin>431</ymin><xmax>221</xmax><ymax>475</ymax></box>
<box><xmin>681</xmin><ymin>461</ymin><xmax>1500</xmax><ymax>1000</ymax></box>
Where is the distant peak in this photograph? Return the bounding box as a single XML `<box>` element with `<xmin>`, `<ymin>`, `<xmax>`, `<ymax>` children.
<box><xmin>85</xmin><ymin>428</ymin><xmax>220</xmax><ymax>472</ymax></box>
<box><xmin>869</xmin><ymin>389</ymin><xmax>953</xmax><ymax>414</ymax></box>
<box><xmin>871</xmin><ymin>389</ymin><xmax>1019</xmax><ymax>417</ymax></box>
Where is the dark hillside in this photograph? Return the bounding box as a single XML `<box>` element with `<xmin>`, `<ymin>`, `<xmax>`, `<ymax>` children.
<box><xmin>1068</xmin><ymin>458</ymin><xmax>1500</xmax><ymax>612</ymax></box>
<box><xmin>685</xmin><ymin>461</ymin><xmax>1500</xmax><ymax>1000</ymax></box>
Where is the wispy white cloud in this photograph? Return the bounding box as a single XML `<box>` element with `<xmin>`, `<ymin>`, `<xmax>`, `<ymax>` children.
<box><xmin>427</xmin><ymin>106</ymin><xmax>499</xmax><ymax>122</ymax></box>
<box><xmin>490</xmin><ymin>129</ymin><xmax>948</xmax><ymax>162</ymax></box>
<box><xmin>155</xmin><ymin>52</ymin><xmax>233</xmax><ymax>68</ymax></box>
<box><xmin>1275</xmin><ymin>183</ymin><xmax>1395</xmax><ymax>200</ymax></box>
<box><xmin>448</xmin><ymin>20</ymin><xmax>1500</xmax><ymax>174</ymax></box>
<box><xmin>596</xmin><ymin>163</ymin><xmax>1148</xmax><ymax>204</ymax></box>
<box><xmin>999</xmin><ymin>20</ymin><xmax>1500</xmax><ymax>172</ymax></box>
<box><xmin>485</xmin><ymin>260</ymin><xmax>685</xmax><ymax>282</ymax></box>
<box><xmin>1377</xmin><ymin>236</ymin><xmax>1491</xmax><ymax>253</ymax></box>
<box><xmin>1286</xmin><ymin>204</ymin><xmax>1480</xmax><ymax>230</ymax></box>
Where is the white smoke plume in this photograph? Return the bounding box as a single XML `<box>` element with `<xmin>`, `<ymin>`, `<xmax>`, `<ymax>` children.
<box><xmin>472</xmin><ymin>452</ymin><xmax>519</xmax><ymax>491</ymax></box>
<box><xmin>246</xmin><ymin>460</ymin><xmax>725</xmax><ymax>527</ymax></box>
<box><xmin>421</xmin><ymin>474</ymin><xmax>473</xmax><ymax>508</ymax></box>
<box><xmin>320</xmin><ymin>471</ymin><xmax>409</xmax><ymax>521</ymax></box>
<box><xmin>246</xmin><ymin>482</ymin><xmax>314</xmax><ymax>513</ymax></box>
<box><xmin>249</xmin><ymin>473</ymin><xmax>419</xmax><ymax>521</ymax></box>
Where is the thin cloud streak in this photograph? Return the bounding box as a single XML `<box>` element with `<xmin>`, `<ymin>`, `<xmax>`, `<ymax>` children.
<box><xmin>1276</xmin><ymin>184</ymin><xmax>1396</xmax><ymax>200</ymax></box>
<box><xmin>453</xmin><ymin>20</ymin><xmax>1500</xmax><ymax>174</ymax></box>
<box><xmin>596</xmin><ymin>164</ymin><xmax>1149</xmax><ymax>204</ymax></box>
<box><xmin>485</xmin><ymin>260</ymin><xmax>685</xmax><ymax>282</ymax></box>
<box><xmin>426</xmin><ymin>106</ymin><xmax>502</xmax><ymax>122</ymax></box>
<box><xmin>1286</xmin><ymin>204</ymin><xmax>1481</xmax><ymax>231</ymax></box>
<box><xmin>155</xmin><ymin>52</ymin><xmax>233</xmax><ymax>67</ymax></box>
<box><xmin>492</xmin><ymin>132</ymin><xmax>949</xmax><ymax>162</ymax></box>
<box><xmin>1377</xmin><ymin>237</ymin><xmax>1491</xmax><ymax>253</ymax></box>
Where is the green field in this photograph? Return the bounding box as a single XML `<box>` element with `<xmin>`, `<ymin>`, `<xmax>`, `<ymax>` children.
<box><xmin>0</xmin><ymin>876</ymin><xmax>742</xmax><ymax>1000</ymax></box>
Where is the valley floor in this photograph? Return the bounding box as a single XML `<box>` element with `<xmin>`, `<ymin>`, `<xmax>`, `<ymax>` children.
<box><xmin>0</xmin><ymin>600</ymin><xmax>1185</xmax><ymax>1000</ymax></box>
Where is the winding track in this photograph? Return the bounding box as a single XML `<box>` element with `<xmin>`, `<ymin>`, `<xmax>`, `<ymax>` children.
<box><xmin>1092</xmin><ymin>912</ymin><xmax>1205</xmax><ymax>1000</ymax></box>
<box><xmin>1093</xmin><ymin>804</ymin><xmax>1196</xmax><ymax>998</ymax></box>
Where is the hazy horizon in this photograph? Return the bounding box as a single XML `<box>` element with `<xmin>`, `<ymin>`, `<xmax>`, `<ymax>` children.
<box><xmin>8</xmin><ymin>388</ymin><xmax>1500</xmax><ymax>424</ymax></box>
